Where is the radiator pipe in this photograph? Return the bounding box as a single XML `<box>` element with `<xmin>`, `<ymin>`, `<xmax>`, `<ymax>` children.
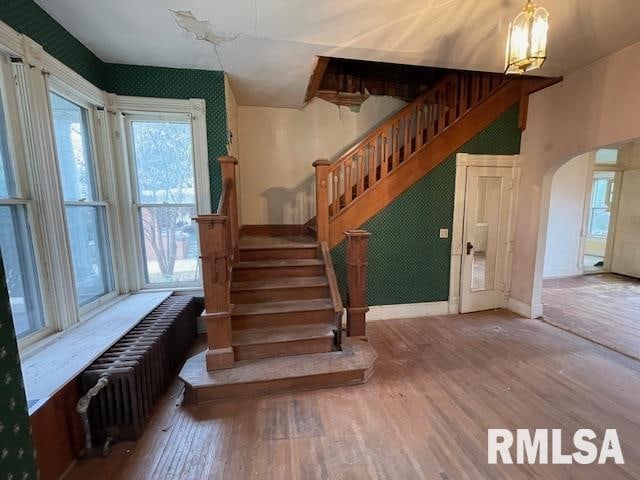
<box><xmin>76</xmin><ymin>375</ymin><xmax>109</xmax><ymax>455</ymax></box>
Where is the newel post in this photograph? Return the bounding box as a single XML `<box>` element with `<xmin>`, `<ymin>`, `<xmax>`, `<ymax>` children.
<box><xmin>218</xmin><ymin>155</ymin><xmax>240</xmax><ymax>261</ymax></box>
<box><xmin>313</xmin><ymin>159</ymin><xmax>330</xmax><ymax>244</ymax></box>
<box><xmin>195</xmin><ymin>215</ymin><xmax>234</xmax><ymax>370</ymax></box>
<box><xmin>345</xmin><ymin>230</ymin><xmax>371</xmax><ymax>337</ymax></box>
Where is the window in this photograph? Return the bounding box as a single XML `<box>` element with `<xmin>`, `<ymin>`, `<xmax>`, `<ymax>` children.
<box><xmin>588</xmin><ymin>173</ymin><xmax>615</xmax><ymax>237</ymax></box>
<box><xmin>595</xmin><ymin>148</ymin><xmax>618</xmax><ymax>165</ymax></box>
<box><xmin>49</xmin><ymin>92</ymin><xmax>114</xmax><ymax>306</ymax></box>
<box><xmin>127</xmin><ymin>118</ymin><xmax>200</xmax><ymax>286</ymax></box>
<box><xmin>0</xmin><ymin>58</ymin><xmax>45</xmax><ymax>338</ymax></box>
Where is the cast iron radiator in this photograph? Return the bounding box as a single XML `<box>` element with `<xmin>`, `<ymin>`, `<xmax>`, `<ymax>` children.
<box><xmin>79</xmin><ymin>296</ymin><xmax>201</xmax><ymax>443</ymax></box>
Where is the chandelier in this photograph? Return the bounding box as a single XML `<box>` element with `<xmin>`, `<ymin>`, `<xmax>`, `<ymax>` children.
<box><xmin>505</xmin><ymin>0</ymin><xmax>549</xmax><ymax>74</ymax></box>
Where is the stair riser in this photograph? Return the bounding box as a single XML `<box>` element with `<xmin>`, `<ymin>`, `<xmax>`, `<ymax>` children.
<box><xmin>232</xmin><ymin>309</ymin><xmax>335</xmax><ymax>330</ymax></box>
<box><xmin>234</xmin><ymin>337</ymin><xmax>334</xmax><ymax>361</ymax></box>
<box><xmin>232</xmin><ymin>286</ymin><xmax>329</xmax><ymax>303</ymax></box>
<box><xmin>186</xmin><ymin>370</ymin><xmax>369</xmax><ymax>404</ymax></box>
<box><xmin>233</xmin><ymin>265</ymin><xmax>325</xmax><ymax>281</ymax></box>
<box><xmin>240</xmin><ymin>248</ymin><xmax>318</xmax><ymax>261</ymax></box>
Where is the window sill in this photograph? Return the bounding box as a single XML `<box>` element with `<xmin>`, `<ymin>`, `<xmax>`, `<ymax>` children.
<box><xmin>22</xmin><ymin>291</ymin><xmax>171</xmax><ymax>415</ymax></box>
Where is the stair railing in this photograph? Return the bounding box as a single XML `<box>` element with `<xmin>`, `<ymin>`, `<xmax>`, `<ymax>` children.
<box><xmin>313</xmin><ymin>71</ymin><xmax>506</xmax><ymax>244</ymax></box>
<box><xmin>195</xmin><ymin>155</ymin><xmax>240</xmax><ymax>371</ymax></box>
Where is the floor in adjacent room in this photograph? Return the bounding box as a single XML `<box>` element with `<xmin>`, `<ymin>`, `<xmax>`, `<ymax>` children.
<box><xmin>543</xmin><ymin>273</ymin><xmax>640</xmax><ymax>360</ymax></box>
<box><xmin>65</xmin><ymin>309</ymin><xmax>640</xmax><ymax>480</ymax></box>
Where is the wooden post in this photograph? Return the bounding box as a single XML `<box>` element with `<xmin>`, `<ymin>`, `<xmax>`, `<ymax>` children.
<box><xmin>313</xmin><ymin>159</ymin><xmax>330</xmax><ymax>244</ymax></box>
<box><xmin>218</xmin><ymin>156</ymin><xmax>239</xmax><ymax>261</ymax></box>
<box><xmin>345</xmin><ymin>229</ymin><xmax>370</xmax><ymax>337</ymax></box>
<box><xmin>195</xmin><ymin>215</ymin><xmax>234</xmax><ymax>370</ymax></box>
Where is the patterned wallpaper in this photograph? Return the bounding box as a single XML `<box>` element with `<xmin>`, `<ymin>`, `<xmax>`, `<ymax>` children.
<box><xmin>332</xmin><ymin>104</ymin><xmax>522</xmax><ymax>306</ymax></box>
<box><xmin>0</xmin><ymin>0</ymin><xmax>107</xmax><ymax>87</ymax></box>
<box><xmin>0</xmin><ymin>251</ymin><xmax>38</xmax><ymax>479</ymax></box>
<box><xmin>105</xmin><ymin>64</ymin><xmax>228</xmax><ymax>206</ymax></box>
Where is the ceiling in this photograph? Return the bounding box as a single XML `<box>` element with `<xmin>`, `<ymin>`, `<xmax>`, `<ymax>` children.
<box><xmin>35</xmin><ymin>0</ymin><xmax>640</xmax><ymax>108</ymax></box>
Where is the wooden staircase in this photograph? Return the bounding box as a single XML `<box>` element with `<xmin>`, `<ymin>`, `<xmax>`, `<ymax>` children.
<box><xmin>311</xmin><ymin>71</ymin><xmax>560</xmax><ymax>247</ymax></box>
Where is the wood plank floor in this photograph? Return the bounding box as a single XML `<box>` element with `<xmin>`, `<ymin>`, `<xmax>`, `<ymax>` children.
<box><xmin>65</xmin><ymin>310</ymin><xmax>640</xmax><ymax>479</ymax></box>
<box><xmin>543</xmin><ymin>273</ymin><xmax>640</xmax><ymax>360</ymax></box>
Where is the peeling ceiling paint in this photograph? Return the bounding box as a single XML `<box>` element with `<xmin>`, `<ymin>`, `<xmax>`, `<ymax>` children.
<box><xmin>33</xmin><ymin>0</ymin><xmax>640</xmax><ymax>108</ymax></box>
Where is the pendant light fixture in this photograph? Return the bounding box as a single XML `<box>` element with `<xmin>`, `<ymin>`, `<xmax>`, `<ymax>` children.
<box><xmin>505</xmin><ymin>0</ymin><xmax>549</xmax><ymax>74</ymax></box>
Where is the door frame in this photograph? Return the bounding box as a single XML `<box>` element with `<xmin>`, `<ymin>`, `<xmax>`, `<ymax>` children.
<box><xmin>448</xmin><ymin>154</ymin><xmax>521</xmax><ymax>314</ymax></box>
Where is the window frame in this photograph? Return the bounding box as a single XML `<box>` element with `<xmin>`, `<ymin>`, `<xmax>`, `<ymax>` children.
<box><xmin>0</xmin><ymin>52</ymin><xmax>52</xmax><ymax>343</ymax></box>
<box><xmin>115</xmin><ymin>97</ymin><xmax>210</xmax><ymax>292</ymax></box>
<box><xmin>47</xmin><ymin>79</ymin><xmax>120</xmax><ymax>315</ymax></box>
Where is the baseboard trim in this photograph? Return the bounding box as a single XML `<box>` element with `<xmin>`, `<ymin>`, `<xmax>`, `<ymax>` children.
<box><xmin>366</xmin><ymin>301</ymin><xmax>450</xmax><ymax>321</ymax></box>
<box><xmin>240</xmin><ymin>224</ymin><xmax>307</xmax><ymax>237</ymax></box>
<box><xmin>507</xmin><ymin>297</ymin><xmax>544</xmax><ymax>319</ymax></box>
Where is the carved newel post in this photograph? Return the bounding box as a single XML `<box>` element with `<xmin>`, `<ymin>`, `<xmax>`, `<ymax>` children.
<box><xmin>313</xmin><ymin>159</ymin><xmax>330</xmax><ymax>244</ymax></box>
<box><xmin>195</xmin><ymin>215</ymin><xmax>234</xmax><ymax>371</ymax></box>
<box><xmin>345</xmin><ymin>230</ymin><xmax>371</xmax><ymax>337</ymax></box>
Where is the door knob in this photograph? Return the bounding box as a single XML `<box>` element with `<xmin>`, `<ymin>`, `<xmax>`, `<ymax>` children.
<box><xmin>466</xmin><ymin>242</ymin><xmax>474</xmax><ymax>255</ymax></box>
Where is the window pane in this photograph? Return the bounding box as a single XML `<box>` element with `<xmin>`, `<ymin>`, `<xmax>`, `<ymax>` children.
<box><xmin>139</xmin><ymin>206</ymin><xmax>199</xmax><ymax>284</ymax></box>
<box><xmin>50</xmin><ymin>93</ymin><xmax>96</xmax><ymax>201</ymax></box>
<box><xmin>0</xmin><ymin>205</ymin><xmax>44</xmax><ymax>338</ymax></box>
<box><xmin>66</xmin><ymin>205</ymin><xmax>114</xmax><ymax>305</ymax></box>
<box><xmin>0</xmin><ymin>89</ymin><xmax>16</xmax><ymax>198</ymax></box>
<box><xmin>595</xmin><ymin>148</ymin><xmax>618</xmax><ymax>165</ymax></box>
<box><xmin>131</xmin><ymin>121</ymin><xmax>194</xmax><ymax>204</ymax></box>
<box><xmin>589</xmin><ymin>208</ymin><xmax>611</xmax><ymax>236</ymax></box>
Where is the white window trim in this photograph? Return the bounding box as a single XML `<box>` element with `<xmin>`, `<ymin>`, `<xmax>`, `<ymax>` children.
<box><xmin>0</xmin><ymin>23</ymin><xmax>208</xmax><ymax>352</ymax></box>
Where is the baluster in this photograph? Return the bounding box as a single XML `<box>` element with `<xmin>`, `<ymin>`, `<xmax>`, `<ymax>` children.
<box><xmin>368</xmin><ymin>141</ymin><xmax>377</xmax><ymax>189</ymax></box>
<box><xmin>357</xmin><ymin>150</ymin><xmax>365</xmax><ymax>197</ymax></box>
<box><xmin>381</xmin><ymin>134</ymin><xmax>389</xmax><ymax>179</ymax></box>
<box><xmin>438</xmin><ymin>87</ymin><xmax>446</xmax><ymax>134</ymax></box>
<box><xmin>471</xmin><ymin>75</ymin><xmax>480</xmax><ymax>105</ymax></box>
<box><xmin>450</xmin><ymin>75</ymin><xmax>459</xmax><ymax>122</ymax></box>
<box><xmin>344</xmin><ymin>158</ymin><xmax>353</xmax><ymax>207</ymax></box>
<box><xmin>481</xmin><ymin>74</ymin><xmax>490</xmax><ymax>97</ymax></box>
<box><xmin>403</xmin><ymin>113</ymin><xmax>412</xmax><ymax>161</ymax></box>
<box><xmin>332</xmin><ymin>172</ymin><xmax>340</xmax><ymax>216</ymax></box>
<box><xmin>415</xmin><ymin>107</ymin><xmax>424</xmax><ymax>149</ymax></box>
<box><xmin>427</xmin><ymin>95</ymin><xmax>436</xmax><ymax>142</ymax></box>
<box><xmin>218</xmin><ymin>156</ymin><xmax>239</xmax><ymax>261</ymax></box>
<box><xmin>391</xmin><ymin>122</ymin><xmax>399</xmax><ymax>170</ymax></box>
<box><xmin>459</xmin><ymin>74</ymin><xmax>468</xmax><ymax>115</ymax></box>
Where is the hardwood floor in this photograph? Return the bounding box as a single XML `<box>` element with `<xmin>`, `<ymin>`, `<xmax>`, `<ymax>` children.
<box><xmin>65</xmin><ymin>310</ymin><xmax>640</xmax><ymax>479</ymax></box>
<box><xmin>543</xmin><ymin>273</ymin><xmax>640</xmax><ymax>359</ymax></box>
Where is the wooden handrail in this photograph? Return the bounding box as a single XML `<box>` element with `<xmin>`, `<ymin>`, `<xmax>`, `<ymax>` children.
<box><xmin>320</xmin><ymin>241</ymin><xmax>343</xmax><ymax>348</ymax></box>
<box><xmin>313</xmin><ymin>71</ymin><xmax>508</xmax><ymax>244</ymax></box>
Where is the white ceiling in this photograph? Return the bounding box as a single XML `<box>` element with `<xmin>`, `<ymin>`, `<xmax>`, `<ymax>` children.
<box><xmin>35</xmin><ymin>0</ymin><xmax>640</xmax><ymax>108</ymax></box>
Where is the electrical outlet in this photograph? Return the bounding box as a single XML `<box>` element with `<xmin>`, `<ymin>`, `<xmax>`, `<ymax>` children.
<box><xmin>439</xmin><ymin>228</ymin><xmax>449</xmax><ymax>238</ymax></box>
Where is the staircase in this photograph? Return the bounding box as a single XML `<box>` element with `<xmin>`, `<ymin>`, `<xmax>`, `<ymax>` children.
<box><xmin>180</xmin><ymin>70</ymin><xmax>558</xmax><ymax>404</ymax></box>
<box><xmin>311</xmin><ymin>71</ymin><xmax>559</xmax><ymax>246</ymax></box>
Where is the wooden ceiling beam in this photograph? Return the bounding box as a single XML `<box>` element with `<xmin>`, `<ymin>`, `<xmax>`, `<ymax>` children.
<box><xmin>304</xmin><ymin>56</ymin><xmax>330</xmax><ymax>103</ymax></box>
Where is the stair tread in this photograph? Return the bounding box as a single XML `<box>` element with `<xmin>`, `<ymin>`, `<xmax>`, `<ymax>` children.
<box><xmin>181</xmin><ymin>338</ymin><xmax>376</xmax><ymax>388</ymax></box>
<box><xmin>232</xmin><ymin>323</ymin><xmax>334</xmax><ymax>346</ymax></box>
<box><xmin>235</xmin><ymin>258</ymin><xmax>324</xmax><ymax>269</ymax></box>
<box><xmin>232</xmin><ymin>276</ymin><xmax>328</xmax><ymax>291</ymax></box>
<box><xmin>233</xmin><ymin>298</ymin><xmax>334</xmax><ymax>316</ymax></box>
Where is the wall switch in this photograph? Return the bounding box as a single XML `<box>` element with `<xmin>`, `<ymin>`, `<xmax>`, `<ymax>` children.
<box><xmin>439</xmin><ymin>228</ymin><xmax>449</xmax><ymax>238</ymax></box>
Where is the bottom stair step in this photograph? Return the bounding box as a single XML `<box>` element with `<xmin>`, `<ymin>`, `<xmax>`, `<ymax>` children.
<box><xmin>232</xmin><ymin>324</ymin><xmax>335</xmax><ymax>360</ymax></box>
<box><xmin>180</xmin><ymin>337</ymin><xmax>377</xmax><ymax>404</ymax></box>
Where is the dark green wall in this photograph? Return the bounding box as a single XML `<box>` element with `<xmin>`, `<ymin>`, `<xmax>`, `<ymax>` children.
<box><xmin>0</xmin><ymin>0</ymin><xmax>106</xmax><ymax>87</ymax></box>
<box><xmin>0</xmin><ymin>251</ymin><xmax>38</xmax><ymax>479</ymax></box>
<box><xmin>332</xmin><ymin>105</ymin><xmax>522</xmax><ymax>306</ymax></box>
<box><xmin>105</xmin><ymin>65</ymin><xmax>228</xmax><ymax>203</ymax></box>
<box><xmin>0</xmin><ymin>0</ymin><xmax>228</xmax><ymax>206</ymax></box>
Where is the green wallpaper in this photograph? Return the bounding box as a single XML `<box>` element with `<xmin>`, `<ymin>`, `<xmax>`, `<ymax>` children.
<box><xmin>105</xmin><ymin>65</ymin><xmax>228</xmax><ymax>206</ymax></box>
<box><xmin>332</xmin><ymin>105</ymin><xmax>522</xmax><ymax>305</ymax></box>
<box><xmin>0</xmin><ymin>0</ymin><xmax>106</xmax><ymax>87</ymax></box>
<box><xmin>0</xmin><ymin>251</ymin><xmax>38</xmax><ymax>479</ymax></box>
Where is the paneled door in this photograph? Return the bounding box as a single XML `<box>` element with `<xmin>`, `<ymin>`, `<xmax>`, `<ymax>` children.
<box><xmin>460</xmin><ymin>166</ymin><xmax>513</xmax><ymax>313</ymax></box>
<box><xmin>611</xmin><ymin>169</ymin><xmax>640</xmax><ymax>278</ymax></box>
